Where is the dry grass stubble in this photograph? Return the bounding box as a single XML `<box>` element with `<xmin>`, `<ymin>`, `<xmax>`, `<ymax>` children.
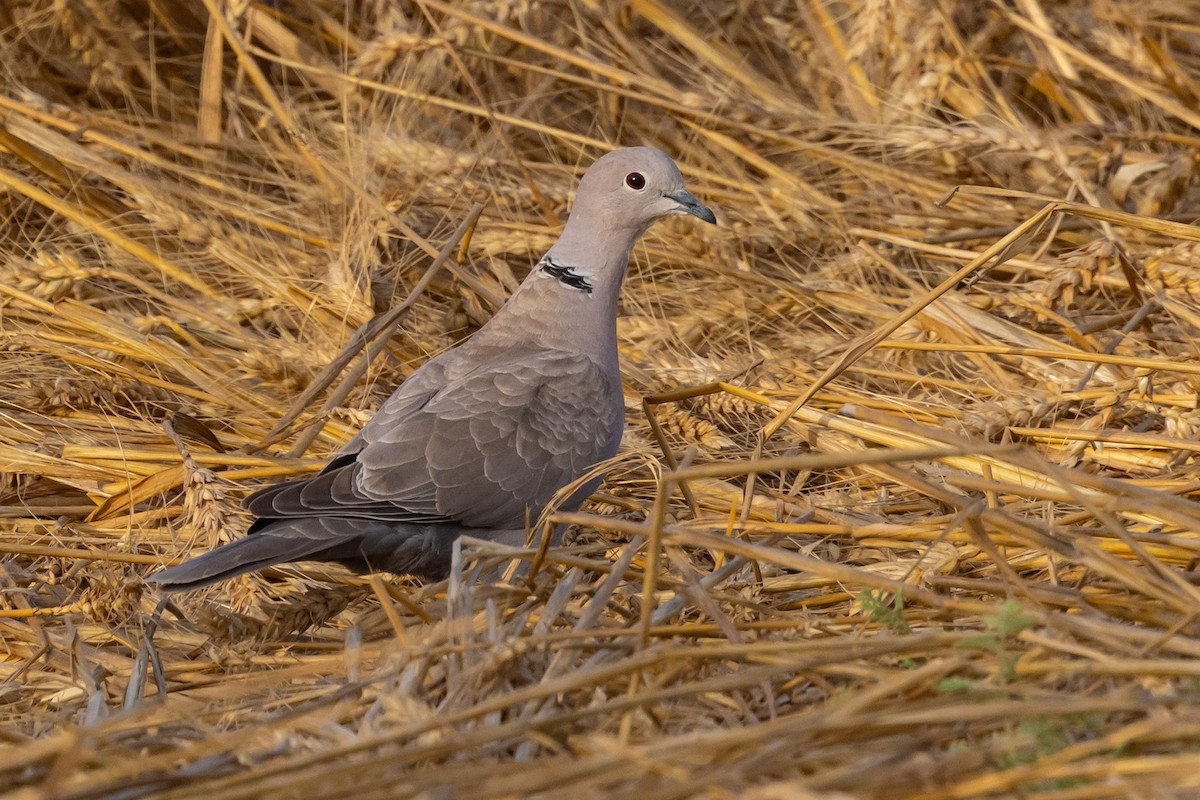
<box><xmin>4</xmin><ymin>1</ymin><xmax>1200</xmax><ymax>797</ymax></box>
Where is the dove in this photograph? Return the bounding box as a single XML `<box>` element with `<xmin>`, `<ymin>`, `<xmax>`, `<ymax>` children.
<box><xmin>151</xmin><ymin>147</ymin><xmax>716</xmax><ymax>590</ymax></box>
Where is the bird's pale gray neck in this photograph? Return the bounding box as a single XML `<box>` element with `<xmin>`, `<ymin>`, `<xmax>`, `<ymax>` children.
<box><xmin>469</xmin><ymin>220</ymin><xmax>640</xmax><ymax>370</ymax></box>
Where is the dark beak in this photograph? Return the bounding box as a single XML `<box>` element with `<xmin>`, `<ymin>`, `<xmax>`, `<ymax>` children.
<box><xmin>666</xmin><ymin>189</ymin><xmax>717</xmax><ymax>225</ymax></box>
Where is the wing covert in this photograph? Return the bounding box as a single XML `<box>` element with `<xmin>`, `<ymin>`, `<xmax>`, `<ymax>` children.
<box><xmin>248</xmin><ymin>347</ymin><xmax>621</xmax><ymax>530</ymax></box>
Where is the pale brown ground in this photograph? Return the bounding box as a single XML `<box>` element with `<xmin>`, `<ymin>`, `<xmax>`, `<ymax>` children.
<box><xmin>4</xmin><ymin>1</ymin><xmax>1200</xmax><ymax>798</ymax></box>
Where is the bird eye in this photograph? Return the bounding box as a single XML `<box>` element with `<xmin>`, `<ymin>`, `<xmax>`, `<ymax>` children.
<box><xmin>625</xmin><ymin>172</ymin><xmax>646</xmax><ymax>190</ymax></box>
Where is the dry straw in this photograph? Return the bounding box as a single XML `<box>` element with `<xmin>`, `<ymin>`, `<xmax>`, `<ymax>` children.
<box><xmin>3</xmin><ymin>0</ymin><xmax>1200</xmax><ymax>797</ymax></box>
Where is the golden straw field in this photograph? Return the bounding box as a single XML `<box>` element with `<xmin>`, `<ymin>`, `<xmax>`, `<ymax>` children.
<box><xmin>6</xmin><ymin>0</ymin><xmax>1200</xmax><ymax>797</ymax></box>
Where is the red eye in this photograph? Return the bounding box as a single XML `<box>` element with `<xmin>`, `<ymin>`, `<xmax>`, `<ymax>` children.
<box><xmin>625</xmin><ymin>172</ymin><xmax>645</xmax><ymax>190</ymax></box>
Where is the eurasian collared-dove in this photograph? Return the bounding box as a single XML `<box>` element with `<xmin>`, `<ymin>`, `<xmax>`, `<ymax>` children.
<box><xmin>151</xmin><ymin>147</ymin><xmax>715</xmax><ymax>590</ymax></box>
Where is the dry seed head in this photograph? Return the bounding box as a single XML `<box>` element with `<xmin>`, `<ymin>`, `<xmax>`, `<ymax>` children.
<box><xmin>132</xmin><ymin>195</ymin><xmax>213</xmax><ymax>245</ymax></box>
<box><xmin>1090</xmin><ymin>26</ymin><xmax>1161</xmax><ymax>78</ymax></box>
<box><xmin>1023</xmin><ymin>239</ymin><xmax>1119</xmax><ymax>309</ymax></box>
<box><xmin>9</xmin><ymin>250</ymin><xmax>96</xmax><ymax>301</ymax></box>
<box><xmin>238</xmin><ymin>347</ymin><xmax>319</xmax><ymax>395</ymax></box>
<box><xmin>261</xmin><ymin>585</ymin><xmax>367</xmax><ymax>639</ymax></box>
<box><xmin>52</xmin><ymin>0</ymin><xmax>125</xmax><ymax>90</ymax></box>
<box><xmin>652</xmin><ymin>405</ymin><xmax>735</xmax><ymax>454</ymax></box>
<box><xmin>885</xmin><ymin>8</ymin><xmax>953</xmax><ymax>119</ymax></box>
<box><xmin>180</xmin><ymin>463</ymin><xmax>229</xmax><ymax>549</ymax></box>
<box><xmin>640</xmin><ymin>354</ymin><xmax>741</xmax><ymax>392</ymax></box>
<box><xmin>882</xmin><ymin>124</ymin><xmax>1017</xmax><ymax>156</ymax></box>
<box><xmin>227</xmin><ymin>573</ymin><xmax>260</xmax><ymax>616</ymax></box>
<box><xmin>353</xmin><ymin>28</ymin><xmax>445</xmax><ymax>82</ymax></box>
<box><xmin>1145</xmin><ymin>242</ymin><xmax>1200</xmax><ymax>304</ymax></box>
<box><xmin>78</xmin><ymin>566</ymin><xmax>143</xmax><ymax>624</ymax></box>
<box><xmin>845</xmin><ymin>0</ymin><xmax>892</xmax><ymax>62</ymax></box>
<box><xmin>216</xmin><ymin>297</ymin><xmax>283</xmax><ymax>322</ymax></box>
<box><xmin>581</xmin><ymin>499</ymin><xmax>628</xmax><ymax>517</ymax></box>
<box><xmin>359</xmin><ymin>688</ymin><xmax>437</xmax><ymax>734</ymax></box>
<box><xmin>468</xmin><ymin>229</ymin><xmax>557</xmax><ymax>260</ymax></box>
<box><xmin>371</xmin><ymin>135</ymin><xmax>482</xmax><ymax>187</ymax></box>
<box><xmin>197</xmin><ymin>605</ymin><xmax>265</xmax><ymax>644</ymax></box>
<box><xmin>1164</xmin><ymin>409</ymin><xmax>1200</xmax><ymax>440</ymax></box>
<box><xmin>762</xmin><ymin>16</ymin><xmax>804</xmax><ymax>52</ymax></box>
<box><xmin>28</xmin><ymin>373</ymin><xmax>181</xmax><ymax>416</ymax></box>
<box><xmin>329</xmin><ymin>406</ymin><xmax>374</xmax><ymax>429</ymax></box>
<box><xmin>36</xmin><ymin>376</ymin><xmax>105</xmax><ymax>411</ymax></box>
<box><xmin>1093</xmin><ymin>388</ymin><xmax>1127</xmax><ymax>410</ymax></box>
<box><xmin>1061</xmin><ymin>239</ymin><xmax>1119</xmax><ymax>282</ymax></box>
<box><xmin>686</xmin><ymin>391</ymin><xmax>771</xmax><ymax>426</ymax></box>
<box><xmin>960</xmin><ymin>392</ymin><xmax>1056</xmax><ymax>439</ymax></box>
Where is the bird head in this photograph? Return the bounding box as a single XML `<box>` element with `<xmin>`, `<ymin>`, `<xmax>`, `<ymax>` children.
<box><xmin>570</xmin><ymin>147</ymin><xmax>716</xmax><ymax>235</ymax></box>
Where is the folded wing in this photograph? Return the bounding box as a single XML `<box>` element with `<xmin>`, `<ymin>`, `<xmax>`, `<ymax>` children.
<box><xmin>246</xmin><ymin>347</ymin><xmax>620</xmax><ymax>530</ymax></box>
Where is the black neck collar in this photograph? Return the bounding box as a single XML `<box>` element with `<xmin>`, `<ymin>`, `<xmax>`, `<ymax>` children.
<box><xmin>540</xmin><ymin>256</ymin><xmax>593</xmax><ymax>294</ymax></box>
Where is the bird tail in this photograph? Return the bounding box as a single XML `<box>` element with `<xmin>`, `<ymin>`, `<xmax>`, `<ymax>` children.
<box><xmin>147</xmin><ymin>518</ymin><xmax>465</xmax><ymax>591</ymax></box>
<box><xmin>148</xmin><ymin>528</ymin><xmax>339</xmax><ymax>591</ymax></box>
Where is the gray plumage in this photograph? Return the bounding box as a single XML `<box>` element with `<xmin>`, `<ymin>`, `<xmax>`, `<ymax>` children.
<box><xmin>151</xmin><ymin>147</ymin><xmax>715</xmax><ymax>590</ymax></box>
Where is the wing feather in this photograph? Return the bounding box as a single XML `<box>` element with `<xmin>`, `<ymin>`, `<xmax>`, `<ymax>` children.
<box><xmin>246</xmin><ymin>345</ymin><xmax>621</xmax><ymax>530</ymax></box>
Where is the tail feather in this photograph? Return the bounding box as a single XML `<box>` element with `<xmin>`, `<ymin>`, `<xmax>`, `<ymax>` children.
<box><xmin>149</xmin><ymin>529</ymin><xmax>342</xmax><ymax>591</ymax></box>
<box><xmin>148</xmin><ymin>517</ymin><xmax>479</xmax><ymax>590</ymax></box>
